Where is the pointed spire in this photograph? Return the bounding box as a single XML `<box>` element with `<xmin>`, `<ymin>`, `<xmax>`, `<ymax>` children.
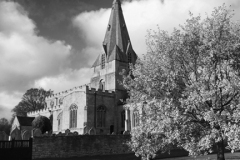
<box><xmin>101</xmin><ymin>0</ymin><xmax>137</xmax><ymax>63</ymax></box>
<box><xmin>113</xmin><ymin>0</ymin><xmax>121</xmax><ymax>4</ymax></box>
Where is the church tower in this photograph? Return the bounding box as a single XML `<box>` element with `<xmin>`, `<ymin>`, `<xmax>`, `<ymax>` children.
<box><xmin>90</xmin><ymin>0</ymin><xmax>137</xmax><ymax>95</ymax></box>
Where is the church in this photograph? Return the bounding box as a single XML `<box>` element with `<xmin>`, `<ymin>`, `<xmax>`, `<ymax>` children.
<box><xmin>27</xmin><ymin>0</ymin><xmax>138</xmax><ymax>135</ymax></box>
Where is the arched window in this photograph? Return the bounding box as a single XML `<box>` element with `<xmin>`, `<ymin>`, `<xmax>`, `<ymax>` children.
<box><xmin>97</xmin><ymin>105</ymin><xmax>106</xmax><ymax>127</ymax></box>
<box><xmin>99</xmin><ymin>79</ymin><xmax>105</xmax><ymax>90</ymax></box>
<box><xmin>132</xmin><ymin>111</ymin><xmax>139</xmax><ymax>127</ymax></box>
<box><xmin>121</xmin><ymin>110</ymin><xmax>125</xmax><ymax>128</ymax></box>
<box><xmin>101</xmin><ymin>54</ymin><xmax>105</xmax><ymax>69</ymax></box>
<box><xmin>69</xmin><ymin>104</ymin><xmax>78</xmax><ymax>128</ymax></box>
<box><xmin>57</xmin><ymin>112</ymin><xmax>63</xmax><ymax>131</ymax></box>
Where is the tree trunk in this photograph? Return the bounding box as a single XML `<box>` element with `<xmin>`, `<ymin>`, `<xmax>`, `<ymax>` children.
<box><xmin>216</xmin><ymin>138</ymin><xmax>225</xmax><ymax>160</ymax></box>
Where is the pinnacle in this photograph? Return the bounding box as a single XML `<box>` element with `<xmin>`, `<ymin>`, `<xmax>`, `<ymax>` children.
<box><xmin>113</xmin><ymin>0</ymin><xmax>121</xmax><ymax>4</ymax></box>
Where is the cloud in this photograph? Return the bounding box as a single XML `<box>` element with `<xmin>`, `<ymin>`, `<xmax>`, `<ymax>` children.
<box><xmin>0</xmin><ymin>1</ymin><xmax>92</xmax><ymax>119</ymax></box>
<box><xmin>73</xmin><ymin>8</ymin><xmax>110</xmax><ymax>64</ymax></box>
<box><xmin>1</xmin><ymin>0</ymin><xmax>240</xmax><ymax>120</ymax></box>
<box><xmin>0</xmin><ymin>1</ymin><xmax>72</xmax><ymax>92</ymax></box>
<box><xmin>0</xmin><ymin>92</ymin><xmax>22</xmax><ymax>120</ymax></box>
<box><xmin>34</xmin><ymin>68</ymin><xmax>92</xmax><ymax>93</ymax></box>
<box><xmin>73</xmin><ymin>0</ymin><xmax>240</xmax><ymax>58</ymax></box>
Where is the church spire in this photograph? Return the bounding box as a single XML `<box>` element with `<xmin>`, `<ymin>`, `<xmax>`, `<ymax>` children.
<box><xmin>102</xmin><ymin>0</ymin><xmax>137</xmax><ymax>63</ymax></box>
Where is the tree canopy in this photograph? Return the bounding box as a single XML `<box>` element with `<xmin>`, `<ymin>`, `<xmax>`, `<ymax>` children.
<box><xmin>32</xmin><ymin>115</ymin><xmax>52</xmax><ymax>134</ymax></box>
<box><xmin>0</xmin><ymin>118</ymin><xmax>11</xmax><ymax>135</ymax></box>
<box><xmin>123</xmin><ymin>5</ymin><xmax>240</xmax><ymax>160</ymax></box>
<box><xmin>12</xmin><ymin>88</ymin><xmax>53</xmax><ymax>117</ymax></box>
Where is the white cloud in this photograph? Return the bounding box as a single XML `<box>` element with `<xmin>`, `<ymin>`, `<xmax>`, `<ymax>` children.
<box><xmin>73</xmin><ymin>0</ymin><xmax>240</xmax><ymax>58</ymax></box>
<box><xmin>0</xmin><ymin>1</ymin><xmax>72</xmax><ymax>92</ymax></box>
<box><xmin>34</xmin><ymin>68</ymin><xmax>92</xmax><ymax>93</ymax></box>
<box><xmin>0</xmin><ymin>1</ymin><xmax>92</xmax><ymax>118</ymax></box>
<box><xmin>0</xmin><ymin>92</ymin><xmax>22</xmax><ymax>120</ymax></box>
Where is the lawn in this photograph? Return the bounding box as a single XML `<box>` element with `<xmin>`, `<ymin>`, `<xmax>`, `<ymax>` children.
<box><xmin>159</xmin><ymin>152</ymin><xmax>240</xmax><ymax>160</ymax></box>
<box><xmin>35</xmin><ymin>152</ymin><xmax>240</xmax><ymax>160</ymax></box>
<box><xmin>34</xmin><ymin>152</ymin><xmax>240</xmax><ymax>160</ymax></box>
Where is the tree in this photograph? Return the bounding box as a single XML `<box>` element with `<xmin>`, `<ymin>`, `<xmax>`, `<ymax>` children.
<box><xmin>123</xmin><ymin>5</ymin><xmax>240</xmax><ymax>160</ymax></box>
<box><xmin>0</xmin><ymin>118</ymin><xmax>11</xmax><ymax>135</ymax></box>
<box><xmin>32</xmin><ymin>115</ymin><xmax>52</xmax><ymax>134</ymax></box>
<box><xmin>12</xmin><ymin>88</ymin><xmax>53</xmax><ymax>117</ymax></box>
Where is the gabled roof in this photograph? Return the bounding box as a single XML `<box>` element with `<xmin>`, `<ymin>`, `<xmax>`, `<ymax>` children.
<box><xmin>17</xmin><ymin>116</ymin><xmax>35</xmax><ymax>126</ymax></box>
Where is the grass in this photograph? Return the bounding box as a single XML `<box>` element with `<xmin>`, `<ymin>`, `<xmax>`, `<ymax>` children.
<box><xmin>34</xmin><ymin>152</ymin><xmax>240</xmax><ymax>160</ymax></box>
<box><xmin>159</xmin><ymin>152</ymin><xmax>240</xmax><ymax>160</ymax></box>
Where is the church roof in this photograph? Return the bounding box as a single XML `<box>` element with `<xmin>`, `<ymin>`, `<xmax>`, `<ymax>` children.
<box><xmin>17</xmin><ymin>116</ymin><xmax>35</xmax><ymax>126</ymax></box>
<box><xmin>92</xmin><ymin>0</ymin><xmax>137</xmax><ymax>67</ymax></box>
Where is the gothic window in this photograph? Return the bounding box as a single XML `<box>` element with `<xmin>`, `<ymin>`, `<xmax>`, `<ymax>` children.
<box><xmin>57</xmin><ymin>112</ymin><xmax>63</xmax><ymax>131</ymax></box>
<box><xmin>132</xmin><ymin>111</ymin><xmax>139</xmax><ymax>127</ymax></box>
<box><xmin>69</xmin><ymin>104</ymin><xmax>78</xmax><ymax>128</ymax></box>
<box><xmin>108</xmin><ymin>24</ymin><xmax>111</xmax><ymax>31</ymax></box>
<box><xmin>101</xmin><ymin>54</ymin><xmax>105</xmax><ymax>69</ymax></box>
<box><xmin>121</xmin><ymin>110</ymin><xmax>125</xmax><ymax>128</ymax></box>
<box><xmin>97</xmin><ymin>105</ymin><xmax>106</xmax><ymax>127</ymax></box>
<box><xmin>99</xmin><ymin>79</ymin><xmax>105</xmax><ymax>90</ymax></box>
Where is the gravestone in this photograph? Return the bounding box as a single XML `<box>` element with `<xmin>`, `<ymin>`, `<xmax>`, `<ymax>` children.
<box><xmin>43</xmin><ymin>132</ymin><xmax>49</xmax><ymax>136</ymax></box>
<box><xmin>123</xmin><ymin>131</ymin><xmax>130</xmax><ymax>135</ymax></box>
<box><xmin>83</xmin><ymin>126</ymin><xmax>88</xmax><ymax>134</ymax></box>
<box><xmin>67</xmin><ymin>132</ymin><xmax>74</xmax><ymax>136</ymax></box>
<box><xmin>11</xmin><ymin>127</ymin><xmax>22</xmax><ymax>140</ymax></box>
<box><xmin>65</xmin><ymin>129</ymin><xmax>70</xmax><ymax>135</ymax></box>
<box><xmin>22</xmin><ymin>130</ymin><xmax>31</xmax><ymax>140</ymax></box>
<box><xmin>73</xmin><ymin>131</ymin><xmax>78</xmax><ymax>135</ymax></box>
<box><xmin>0</xmin><ymin>131</ymin><xmax>8</xmax><ymax>140</ymax></box>
<box><xmin>56</xmin><ymin>132</ymin><xmax>62</xmax><ymax>136</ymax></box>
<box><xmin>33</xmin><ymin>128</ymin><xmax>42</xmax><ymax>137</ymax></box>
<box><xmin>88</xmin><ymin>127</ymin><xmax>96</xmax><ymax>135</ymax></box>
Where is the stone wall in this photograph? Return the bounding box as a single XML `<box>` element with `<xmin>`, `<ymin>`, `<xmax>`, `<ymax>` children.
<box><xmin>32</xmin><ymin>135</ymin><xmax>132</xmax><ymax>159</ymax></box>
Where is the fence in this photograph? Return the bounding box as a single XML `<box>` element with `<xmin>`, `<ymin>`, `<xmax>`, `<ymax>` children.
<box><xmin>0</xmin><ymin>138</ymin><xmax>32</xmax><ymax>160</ymax></box>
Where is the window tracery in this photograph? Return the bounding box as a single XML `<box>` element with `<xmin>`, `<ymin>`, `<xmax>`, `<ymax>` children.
<box><xmin>57</xmin><ymin>112</ymin><xmax>63</xmax><ymax>131</ymax></box>
<box><xmin>101</xmin><ymin>54</ymin><xmax>105</xmax><ymax>69</ymax></box>
<box><xmin>69</xmin><ymin>104</ymin><xmax>78</xmax><ymax>128</ymax></box>
<box><xmin>97</xmin><ymin>105</ymin><xmax>106</xmax><ymax>127</ymax></box>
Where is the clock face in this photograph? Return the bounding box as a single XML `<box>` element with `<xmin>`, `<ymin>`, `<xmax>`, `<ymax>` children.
<box><xmin>59</xmin><ymin>98</ymin><xmax>63</xmax><ymax>105</ymax></box>
<box><xmin>50</xmin><ymin>100</ymin><xmax>54</xmax><ymax>107</ymax></box>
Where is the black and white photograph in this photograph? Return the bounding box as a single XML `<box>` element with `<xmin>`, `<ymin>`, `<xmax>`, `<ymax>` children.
<box><xmin>1</xmin><ymin>0</ymin><xmax>240</xmax><ymax>160</ymax></box>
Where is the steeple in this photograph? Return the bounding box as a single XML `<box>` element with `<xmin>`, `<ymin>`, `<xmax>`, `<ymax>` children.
<box><xmin>91</xmin><ymin>0</ymin><xmax>136</xmax><ymax>66</ymax></box>
<box><xmin>102</xmin><ymin>0</ymin><xmax>137</xmax><ymax>63</ymax></box>
<box><xmin>90</xmin><ymin>0</ymin><xmax>137</xmax><ymax>91</ymax></box>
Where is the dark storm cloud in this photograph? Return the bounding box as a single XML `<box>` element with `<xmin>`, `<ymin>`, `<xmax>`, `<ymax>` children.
<box><xmin>11</xmin><ymin>0</ymin><xmax>99</xmax><ymax>70</ymax></box>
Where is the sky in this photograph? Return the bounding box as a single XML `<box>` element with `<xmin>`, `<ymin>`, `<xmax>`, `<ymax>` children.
<box><xmin>0</xmin><ymin>0</ymin><xmax>240</xmax><ymax>120</ymax></box>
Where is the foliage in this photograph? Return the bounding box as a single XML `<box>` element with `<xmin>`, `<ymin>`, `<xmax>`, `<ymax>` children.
<box><xmin>0</xmin><ymin>118</ymin><xmax>11</xmax><ymax>135</ymax></box>
<box><xmin>32</xmin><ymin>115</ymin><xmax>52</xmax><ymax>134</ymax></box>
<box><xmin>12</xmin><ymin>88</ymin><xmax>53</xmax><ymax>117</ymax></box>
<box><xmin>123</xmin><ymin>5</ymin><xmax>240</xmax><ymax>160</ymax></box>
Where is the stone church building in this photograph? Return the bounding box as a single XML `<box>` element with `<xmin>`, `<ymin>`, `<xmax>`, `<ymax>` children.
<box><xmin>27</xmin><ymin>0</ymin><xmax>138</xmax><ymax>135</ymax></box>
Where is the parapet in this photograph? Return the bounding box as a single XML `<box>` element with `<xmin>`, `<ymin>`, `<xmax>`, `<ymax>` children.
<box><xmin>45</xmin><ymin>84</ymin><xmax>89</xmax><ymax>101</ymax></box>
<box><xmin>86</xmin><ymin>86</ymin><xmax>115</xmax><ymax>95</ymax></box>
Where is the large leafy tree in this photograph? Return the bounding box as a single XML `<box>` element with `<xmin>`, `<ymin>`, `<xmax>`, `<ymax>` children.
<box><xmin>0</xmin><ymin>118</ymin><xmax>11</xmax><ymax>135</ymax></box>
<box><xmin>32</xmin><ymin>115</ymin><xmax>52</xmax><ymax>134</ymax></box>
<box><xmin>123</xmin><ymin>5</ymin><xmax>240</xmax><ymax>160</ymax></box>
<box><xmin>12</xmin><ymin>88</ymin><xmax>53</xmax><ymax>117</ymax></box>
